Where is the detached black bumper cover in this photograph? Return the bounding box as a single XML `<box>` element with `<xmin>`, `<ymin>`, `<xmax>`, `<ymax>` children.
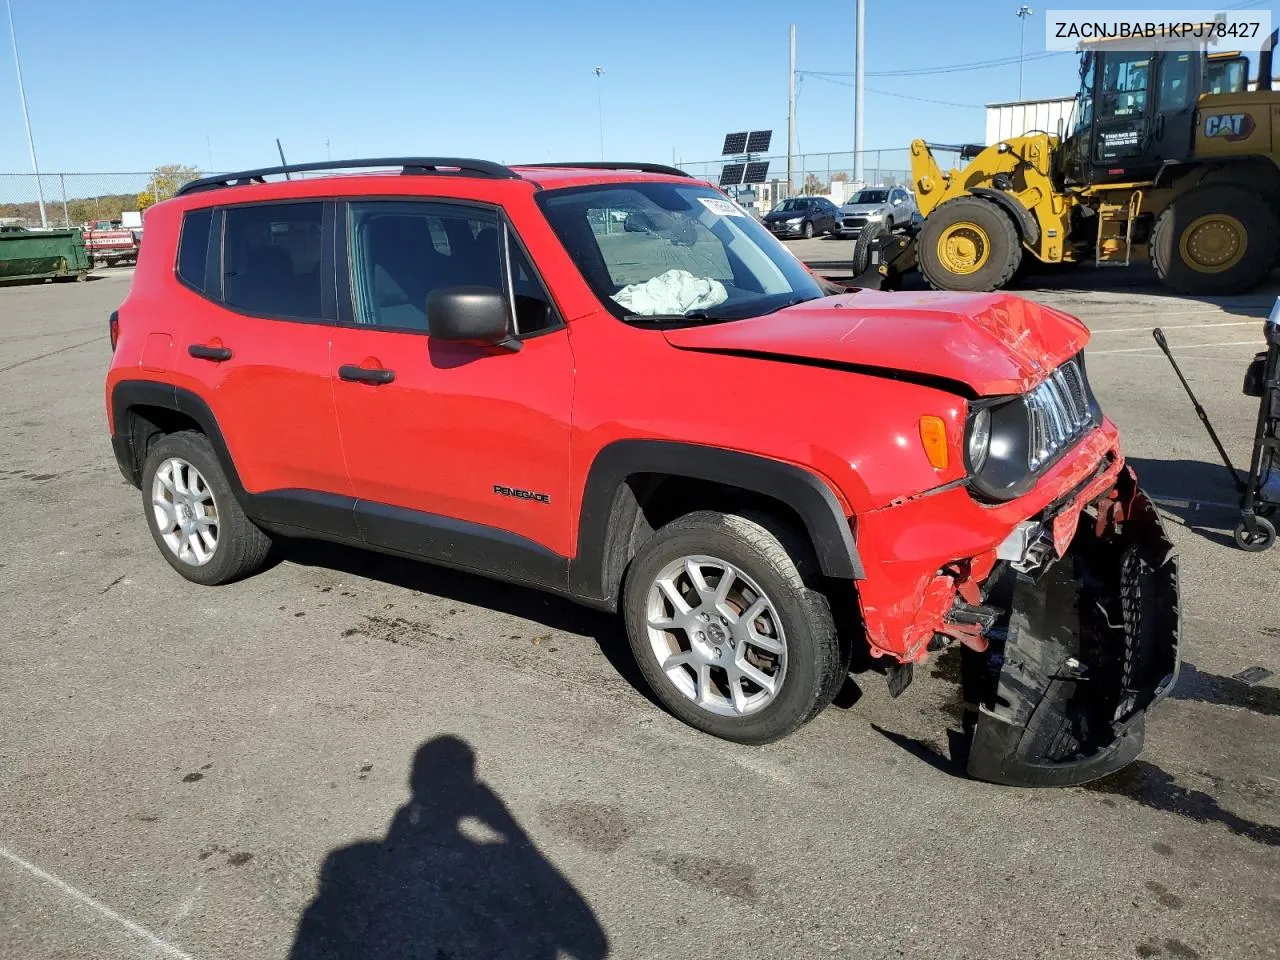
<box><xmin>965</xmin><ymin>469</ymin><xmax>1180</xmax><ymax>787</ymax></box>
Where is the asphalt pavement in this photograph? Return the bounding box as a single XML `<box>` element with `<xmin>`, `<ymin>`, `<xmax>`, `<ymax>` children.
<box><xmin>1</xmin><ymin>259</ymin><xmax>1277</xmax><ymax>960</ymax></box>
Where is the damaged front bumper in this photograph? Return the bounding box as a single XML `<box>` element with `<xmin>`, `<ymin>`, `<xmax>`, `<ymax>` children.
<box><xmin>964</xmin><ymin>466</ymin><xmax>1180</xmax><ymax>786</ymax></box>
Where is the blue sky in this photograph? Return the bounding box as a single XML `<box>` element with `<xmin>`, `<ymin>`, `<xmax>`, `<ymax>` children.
<box><xmin>0</xmin><ymin>0</ymin><xmax>1272</xmax><ymax>174</ymax></box>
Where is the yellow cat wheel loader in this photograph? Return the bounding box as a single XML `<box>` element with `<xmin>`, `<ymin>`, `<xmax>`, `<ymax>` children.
<box><xmin>870</xmin><ymin>30</ymin><xmax>1279</xmax><ymax>295</ymax></box>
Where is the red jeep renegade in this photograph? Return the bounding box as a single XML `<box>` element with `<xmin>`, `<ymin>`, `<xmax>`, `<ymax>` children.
<box><xmin>105</xmin><ymin>158</ymin><xmax>1180</xmax><ymax>786</ymax></box>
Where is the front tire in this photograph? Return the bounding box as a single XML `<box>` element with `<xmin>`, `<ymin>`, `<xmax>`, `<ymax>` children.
<box><xmin>141</xmin><ymin>431</ymin><xmax>272</xmax><ymax>586</ymax></box>
<box><xmin>623</xmin><ymin>511</ymin><xmax>845</xmax><ymax>745</ymax></box>
<box><xmin>852</xmin><ymin>220</ymin><xmax>889</xmax><ymax>278</ymax></box>
<box><xmin>918</xmin><ymin>196</ymin><xmax>1022</xmax><ymax>292</ymax></box>
<box><xmin>1151</xmin><ymin>185</ymin><xmax>1279</xmax><ymax>295</ymax></box>
<box><xmin>802</xmin><ymin>221</ymin><xmax>815</xmax><ymax>240</ymax></box>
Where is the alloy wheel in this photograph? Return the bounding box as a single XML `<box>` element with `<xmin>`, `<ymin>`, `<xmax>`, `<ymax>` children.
<box><xmin>644</xmin><ymin>555</ymin><xmax>788</xmax><ymax>717</ymax></box>
<box><xmin>151</xmin><ymin>457</ymin><xmax>219</xmax><ymax>566</ymax></box>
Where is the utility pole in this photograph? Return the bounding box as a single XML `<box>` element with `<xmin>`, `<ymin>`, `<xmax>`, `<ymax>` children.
<box><xmin>787</xmin><ymin>24</ymin><xmax>795</xmax><ymax>199</ymax></box>
<box><xmin>1017</xmin><ymin>6</ymin><xmax>1033</xmax><ymax>101</ymax></box>
<box><xmin>854</xmin><ymin>0</ymin><xmax>865</xmax><ymax>184</ymax></box>
<box><xmin>6</xmin><ymin>0</ymin><xmax>46</xmax><ymax>228</ymax></box>
<box><xmin>593</xmin><ymin>66</ymin><xmax>606</xmax><ymax>160</ymax></box>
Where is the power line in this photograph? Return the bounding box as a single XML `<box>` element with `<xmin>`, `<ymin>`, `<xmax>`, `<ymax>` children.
<box><xmin>800</xmin><ymin>50</ymin><xmax>1069</xmax><ymax>79</ymax></box>
<box><xmin>801</xmin><ymin>72</ymin><xmax>985</xmax><ymax>109</ymax></box>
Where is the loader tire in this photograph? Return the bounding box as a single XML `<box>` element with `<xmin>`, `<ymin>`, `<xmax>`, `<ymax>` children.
<box><xmin>851</xmin><ymin>221</ymin><xmax>889</xmax><ymax>277</ymax></box>
<box><xmin>1151</xmin><ymin>185</ymin><xmax>1279</xmax><ymax>295</ymax></box>
<box><xmin>918</xmin><ymin>196</ymin><xmax>1022</xmax><ymax>292</ymax></box>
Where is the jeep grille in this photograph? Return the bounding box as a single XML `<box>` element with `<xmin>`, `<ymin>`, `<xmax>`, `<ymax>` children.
<box><xmin>1026</xmin><ymin>359</ymin><xmax>1093</xmax><ymax>471</ymax></box>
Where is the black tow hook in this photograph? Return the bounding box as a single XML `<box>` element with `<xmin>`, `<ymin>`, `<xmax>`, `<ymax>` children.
<box><xmin>945</xmin><ymin>601</ymin><xmax>1001</xmax><ymax>631</ymax></box>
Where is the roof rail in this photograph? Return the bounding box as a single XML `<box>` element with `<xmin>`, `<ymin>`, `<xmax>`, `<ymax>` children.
<box><xmin>176</xmin><ymin>157</ymin><xmax>519</xmax><ymax>196</ymax></box>
<box><xmin>518</xmin><ymin>161</ymin><xmax>694</xmax><ymax>178</ymax></box>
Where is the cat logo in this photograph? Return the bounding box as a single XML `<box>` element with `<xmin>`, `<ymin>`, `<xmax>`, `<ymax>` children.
<box><xmin>1203</xmin><ymin>113</ymin><xmax>1255</xmax><ymax>141</ymax></box>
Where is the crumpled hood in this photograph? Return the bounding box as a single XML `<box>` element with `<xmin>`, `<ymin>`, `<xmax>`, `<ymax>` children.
<box><xmin>662</xmin><ymin>290</ymin><xmax>1090</xmax><ymax>396</ymax></box>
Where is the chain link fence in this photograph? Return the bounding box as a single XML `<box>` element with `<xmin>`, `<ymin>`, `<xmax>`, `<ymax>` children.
<box><xmin>678</xmin><ymin>148</ymin><xmax>923</xmax><ymax>198</ymax></box>
<box><xmin>0</xmin><ymin>172</ymin><xmax>212</xmax><ymax>229</ymax></box>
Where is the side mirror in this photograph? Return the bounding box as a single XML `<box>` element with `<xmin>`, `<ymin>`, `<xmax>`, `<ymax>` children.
<box><xmin>427</xmin><ymin>286</ymin><xmax>519</xmax><ymax>351</ymax></box>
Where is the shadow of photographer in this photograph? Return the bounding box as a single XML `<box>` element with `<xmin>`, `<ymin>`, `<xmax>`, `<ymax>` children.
<box><xmin>290</xmin><ymin>735</ymin><xmax>609</xmax><ymax>960</ymax></box>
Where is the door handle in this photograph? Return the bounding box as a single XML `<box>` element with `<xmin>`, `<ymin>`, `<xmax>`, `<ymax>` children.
<box><xmin>339</xmin><ymin>364</ymin><xmax>395</xmax><ymax>385</ymax></box>
<box><xmin>188</xmin><ymin>343</ymin><xmax>232</xmax><ymax>362</ymax></box>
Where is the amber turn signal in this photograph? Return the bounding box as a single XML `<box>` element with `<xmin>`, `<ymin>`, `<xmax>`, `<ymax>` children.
<box><xmin>919</xmin><ymin>416</ymin><xmax>949</xmax><ymax>469</ymax></box>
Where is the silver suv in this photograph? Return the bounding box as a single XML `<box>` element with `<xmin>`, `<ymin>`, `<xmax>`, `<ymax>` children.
<box><xmin>837</xmin><ymin>186</ymin><xmax>917</xmax><ymax>237</ymax></box>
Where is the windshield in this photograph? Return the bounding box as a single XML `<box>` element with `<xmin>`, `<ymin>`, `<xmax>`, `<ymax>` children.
<box><xmin>771</xmin><ymin>198</ymin><xmax>809</xmax><ymax>213</ymax></box>
<box><xmin>538</xmin><ymin>183</ymin><xmax>824</xmax><ymax>321</ymax></box>
<box><xmin>849</xmin><ymin>190</ymin><xmax>888</xmax><ymax>204</ymax></box>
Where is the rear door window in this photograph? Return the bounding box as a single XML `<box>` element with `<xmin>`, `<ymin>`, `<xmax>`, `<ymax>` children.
<box><xmin>221</xmin><ymin>202</ymin><xmax>325</xmax><ymax>320</ymax></box>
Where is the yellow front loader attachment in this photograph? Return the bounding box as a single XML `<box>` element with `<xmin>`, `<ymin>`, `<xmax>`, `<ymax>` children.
<box><xmin>875</xmin><ymin>138</ymin><xmax>1076</xmax><ymax>292</ymax></box>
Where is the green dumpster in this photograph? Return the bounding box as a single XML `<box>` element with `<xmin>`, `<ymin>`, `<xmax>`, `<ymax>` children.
<box><xmin>0</xmin><ymin>228</ymin><xmax>92</xmax><ymax>283</ymax></box>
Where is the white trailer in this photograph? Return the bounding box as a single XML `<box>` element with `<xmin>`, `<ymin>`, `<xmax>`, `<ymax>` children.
<box><xmin>985</xmin><ymin>97</ymin><xmax>1076</xmax><ymax>144</ymax></box>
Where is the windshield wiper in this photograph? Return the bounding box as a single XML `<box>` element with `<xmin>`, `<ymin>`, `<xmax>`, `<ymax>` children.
<box><xmin>623</xmin><ymin>310</ymin><xmax>716</xmax><ymax>324</ymax></box>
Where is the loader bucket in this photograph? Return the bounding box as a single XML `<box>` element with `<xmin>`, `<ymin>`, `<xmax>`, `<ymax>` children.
<box><xmin>964</xmin><ymin>468</ymin><xmax>1180</xmax><ymax>787</ymax></box>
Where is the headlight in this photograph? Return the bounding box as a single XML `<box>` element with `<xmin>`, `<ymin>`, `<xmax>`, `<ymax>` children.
<box><xmin>865</xmin><ymin>209</ymin><xmax>885</xmax><ymax>219</ymax></box>
<box><xmin>966</xmin><ymin>356</ymin><xmax>1099</xmax><ymax>502</ymax></box>
<box><xmin>786</xmin><ymin>217</ymin><xmax>803</xmax><ymax>224</ymax></box>
<box><xmin>967</xmin><ymin>407</ymin><xmax>991</xmax><ymax>473</ymax></box>
<box><xmin>966</xmin><ymin>399</ymin><xmax>1034</xmax><ymax>502</ymax></box>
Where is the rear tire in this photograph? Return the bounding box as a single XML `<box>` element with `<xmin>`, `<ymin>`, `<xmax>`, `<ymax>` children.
<box><xmin>623</xmin><ymin>511</ymin><xmax>845</xmax><ymax>745</ymax></box>
<box><xmin>1151</xmin><ymin>185</ymin><xmax>1279</xmax><ymax>295</ymax></box>
<box><xmin>918</xmin><ymin>196</ymin><xmax>1022</xmax><ymax>292</ymax></box>
<box><xmin>141</xmin><ymin>431</ymin><xmax>272</xmax><ymax>585</ymax></box>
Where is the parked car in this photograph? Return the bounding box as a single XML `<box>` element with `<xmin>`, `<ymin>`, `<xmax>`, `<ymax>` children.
<box><xmin>82</xmin><ymin>218</ymin><xmax>142</xmax><ymax>266</ymax></box>
<box><xmin>105</xmin><ymin>157</ymin><xmax>1178</xmax><ymax>787</ymax></box>
<box><xmin>838</xmin><ymin>186</ymin><xmax>917</xmax><ymax>237</ymax></box>
<box><xmin>762</xmin><ymin>196</ymin><xmax>839</xmax><ymax>239</ymax></box>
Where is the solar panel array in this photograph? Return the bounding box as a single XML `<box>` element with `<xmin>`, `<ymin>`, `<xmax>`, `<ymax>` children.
<box><xmin>718</xmin><ymin>163</ymin><xmax>746</xmax><ymax>187</ymax></box>
<box><xmin>743</xmin><ymin>161</ymin><xmax>770</xmax><ymax>184</ymax></box>
<box><xmin>745</xmin><ymin>131</ymin><xmax>773</xmax><ymax>154</ymax></box>
<box><xmin>721</xmin><ymin>132</ymin><xmax>749</xmax><ymax>156</ymax></box>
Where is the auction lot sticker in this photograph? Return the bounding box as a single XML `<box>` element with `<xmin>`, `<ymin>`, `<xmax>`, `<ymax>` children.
<box><xmin>1045</xmin><ymin>9</ymin><xmax>1271</xmax><ymax>51</ymax></box>
<box><xmin>698</xmin><ymin>197</ymin><xmax>747</xmax><ymax>218</ymax></box>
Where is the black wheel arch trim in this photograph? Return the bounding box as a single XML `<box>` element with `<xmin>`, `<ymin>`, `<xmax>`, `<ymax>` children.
<box><xmin>968</xmin><ymin>188</ymin><xmax>1041</xmax><ymax>247</ymax></box>
<box><xmin>569</xmin><ymin>439</ymin><xmax>864</xmax><ymax>606</ymax></box>
<box><xmin>110</xmin><ymin>380</ymin><xmax>247</xmax><ymax>495</ymax></box>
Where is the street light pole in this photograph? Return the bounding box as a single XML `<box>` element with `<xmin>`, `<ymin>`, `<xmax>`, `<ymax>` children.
<box><xmin>6</xmin><ymin>0</ymin><xmax>46</xmax><ymax>228</ymax></box>
<box><xmin>593</xmin><ymin>66</ymin><xmax>606</xmax><ymax>160</ymax></box>
<box><xmin>1016</xmin><ymin>5</ymin><xmax>1033</xmax><ymax>101</ymax></box>
<box><xmin>854</xmin><ymin>0</ymin><xmax>865</xmax><ymax>183</ymax></box>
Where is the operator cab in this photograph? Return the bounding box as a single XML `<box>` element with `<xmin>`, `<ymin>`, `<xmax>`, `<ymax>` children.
<box><xmin>1059</xmin><ymin>31</ymin><xmax>1267</xmax><ymax>186</ymax></box>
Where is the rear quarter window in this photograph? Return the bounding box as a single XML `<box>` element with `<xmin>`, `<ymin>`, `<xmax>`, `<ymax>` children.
<box><xmin>177</xmin><ymin>209</ymin><xmax>213</xmax><ymax>292</ymax></box>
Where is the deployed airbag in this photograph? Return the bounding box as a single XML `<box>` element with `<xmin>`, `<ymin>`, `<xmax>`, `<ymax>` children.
<box><xmin>612</xmin><ymin>269</ymin><xmax>728</xmax><ymax>316</ymax></box>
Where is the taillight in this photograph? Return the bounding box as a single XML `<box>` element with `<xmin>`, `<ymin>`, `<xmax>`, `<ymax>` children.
<box><xmin>108</xmin><ymin>311</ymin><xmax>119</xmax><ymax>351</ymax></box>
